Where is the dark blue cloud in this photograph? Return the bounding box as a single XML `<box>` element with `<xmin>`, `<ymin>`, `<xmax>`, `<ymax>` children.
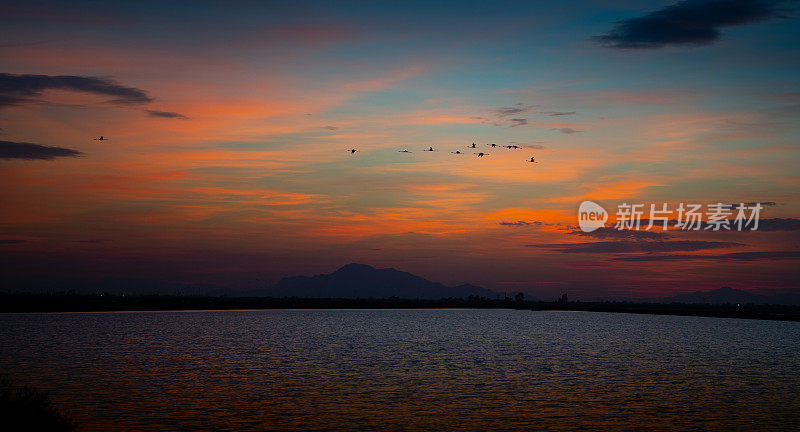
<box><xmin>499</xmin><ymin>220</ymin><xmax>543</xmax><ymax>227</ymax></box>
<box><xmin>569</xmin><ymin>227</ymin><xmax>668</xmax><ymax>240</ymax></box>
<box><xmin>614</xmin><ymin>250</ymin><xmax>800</xmax><ymax>261</ymax></box>
<box><xmin>146</xmin><ymin>109</ymin><xmax>187</xmax><ymax>119</ymax></box>
<box><xmin>528</xmin><ymin>240</ymin><xmax>741</xmax><ymax>253</ymax></box>
<box><xmin>0</xmin><ymin>73</ymin><xmax>153</xmax><ymax>107</ymax></box>
<box><xmin>594</xmin><ymin>0</ymin><xmax>791</xmax><ymax>49</ymax></box>
<box><xmin>552</xmin><ymin>127</ymin><xmax>581</xmax><ymax>134</ymax></box>
<box><xmin>495</xmin><ymin>103</ymin><xmax>535</xmax><ymax>117</ymax></box>
<box><xmin>757</xmin><ymin>218</ymin><xmax>800</xmax><ymax>231</ymax></box>
<box><xmin>0</xmin><ymin>140</ymin><xmax>83</xmax><ymax>160</ymax></box>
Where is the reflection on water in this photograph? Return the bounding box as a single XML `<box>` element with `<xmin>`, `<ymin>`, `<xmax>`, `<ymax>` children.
<box><xmin>1</xmin><ymin>309</ymin><xmax>799</xmax><ymax>431</ymax></box>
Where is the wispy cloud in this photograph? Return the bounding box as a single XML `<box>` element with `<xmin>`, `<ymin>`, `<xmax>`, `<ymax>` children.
<box><xmin>495</xmin><ymin>103</ymin><xmax>535</xmax><ymax>117</ymax></box>
<box><xmin>509</xmin><ymin>118</ymin><xmax>528</xmax><ymax>127</ymax></box>
<box><xmin>552</xmin><ymin>127</ymin><xmax>581</xmax><ymax>134</ymax></box>
<box><xmin>0</xmin><ymin>239</ymin><xmax>27</xmax><ymax>244</ymax></box>
<box><xmin>146</xmin><ymin>109</ymin><xmax>187</xmax><ymax>119</ymax></box>
<box><xmin>594</xmin><ymin>0</ymin><xmax>791</xmax><ymax>49</ymax></box>
<box><xmin>504</xmin><ymin>141</ymin><xmax>545</xmax><ymax>149</ymax></box>
<box><xmin>0</xmin><ymin>140</ymin><xmax>83</xmax><ymax>160</ymax></box>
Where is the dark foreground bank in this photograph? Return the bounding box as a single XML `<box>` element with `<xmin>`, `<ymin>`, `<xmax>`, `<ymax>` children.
<box><xmin>2</xmin><ymin>293</ymin><xmax>799</xmax><ymax>321</ymax></box>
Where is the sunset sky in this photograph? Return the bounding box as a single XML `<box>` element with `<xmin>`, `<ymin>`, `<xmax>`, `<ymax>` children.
<box><xmin>1</xmin><ymin>0</ymin><xmax>799</xmax><ymax>298</ymax></box>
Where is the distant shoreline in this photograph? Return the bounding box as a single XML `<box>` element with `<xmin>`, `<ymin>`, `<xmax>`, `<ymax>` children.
<box><xmin>2</xmin><ymin>294</ymin><xmax>799</xmax><ymax>321</ymax></box>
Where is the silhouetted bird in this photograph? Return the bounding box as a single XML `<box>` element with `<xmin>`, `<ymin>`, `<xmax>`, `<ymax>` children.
<box><xmin>94</xmin><ymin>136</ymin><xmax>106</xmax><ymax>141</ymax></box>
<box><xmin>470</xmin><ymin>142</ymin><xmax>476</xmax><ymax>148</ymax></box>
<box><xmin>529</xmin><ymin>157</ymin><xmax>538</xmax><ymax>163</ymax></box>
<box><xmin>398</xmin><ymin>149</ymin><xmax>412</xmax><ymax>153</ymax></box>
<box><xmin>347</xmin><ymin>149</ymin><xmax>358</xmax><ymax>154</ymax></box>
<box><xmin>451</xmin><ymin>151</ymin><xmax>463</xmax><ymax>154</ymax></box>
<box><xmin>424</xmin><ymin>146</ymin><xmax>434</xmax><ymax>151</ymax></box>
<box><xmin>475</xmin><ymin>152</ymin><xmax>487</xmax><ymax>157</ymax></box>
<box><xmin>488</xmin><ymin>143</ymin><xmax>496</xmax><ymax>147</ymax></box>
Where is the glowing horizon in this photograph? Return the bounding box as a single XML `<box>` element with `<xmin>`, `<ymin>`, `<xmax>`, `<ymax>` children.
<box><xmin>1</xmin><ymin>1</ymin><xmax>799</xmax><ymax>298</ymax></box>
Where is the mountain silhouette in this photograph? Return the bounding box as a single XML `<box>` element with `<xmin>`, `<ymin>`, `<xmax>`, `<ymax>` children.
<box><xmin>266</xmin><ymin>263</ymin><xmax>503</xmax><ymax>299</ymax></box>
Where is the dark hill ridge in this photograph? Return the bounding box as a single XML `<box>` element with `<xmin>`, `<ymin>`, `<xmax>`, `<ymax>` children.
<box><xmin>587</xmin><ymin>286</ymin><xmax>800</xmax><ymax>306</ymax></box>
<box><xmin>661</xmin><ymin>286</ymin><xmax>800</xmax><ymax>306</ymax></box>
<box><xmin>267</xmin><ymin>263</ymin><xmax>504</xmax><ymax>300</ymax></box>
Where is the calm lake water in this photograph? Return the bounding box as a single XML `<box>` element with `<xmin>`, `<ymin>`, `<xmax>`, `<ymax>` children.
<box><xmin>1</xmin><ymin>309</ymin><xmax>799</xmax><ymax>431</ymax></box>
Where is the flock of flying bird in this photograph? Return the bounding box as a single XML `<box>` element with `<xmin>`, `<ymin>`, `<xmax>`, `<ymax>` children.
<box><xmin>91</xmin><ymin>136</ymin><xmax>538</xmax><ymax>164</ymax></box>
<box><xmin>347</xmin><ymin>142</ymin><xmax>538</xmax><ymax>163</ymax></box>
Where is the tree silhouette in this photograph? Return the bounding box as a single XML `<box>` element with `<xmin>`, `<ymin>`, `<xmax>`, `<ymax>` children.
<box><xmin>0</xmin><ymin>375</ymin><xmax>76</xmax><ymax>431</ymax></box>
